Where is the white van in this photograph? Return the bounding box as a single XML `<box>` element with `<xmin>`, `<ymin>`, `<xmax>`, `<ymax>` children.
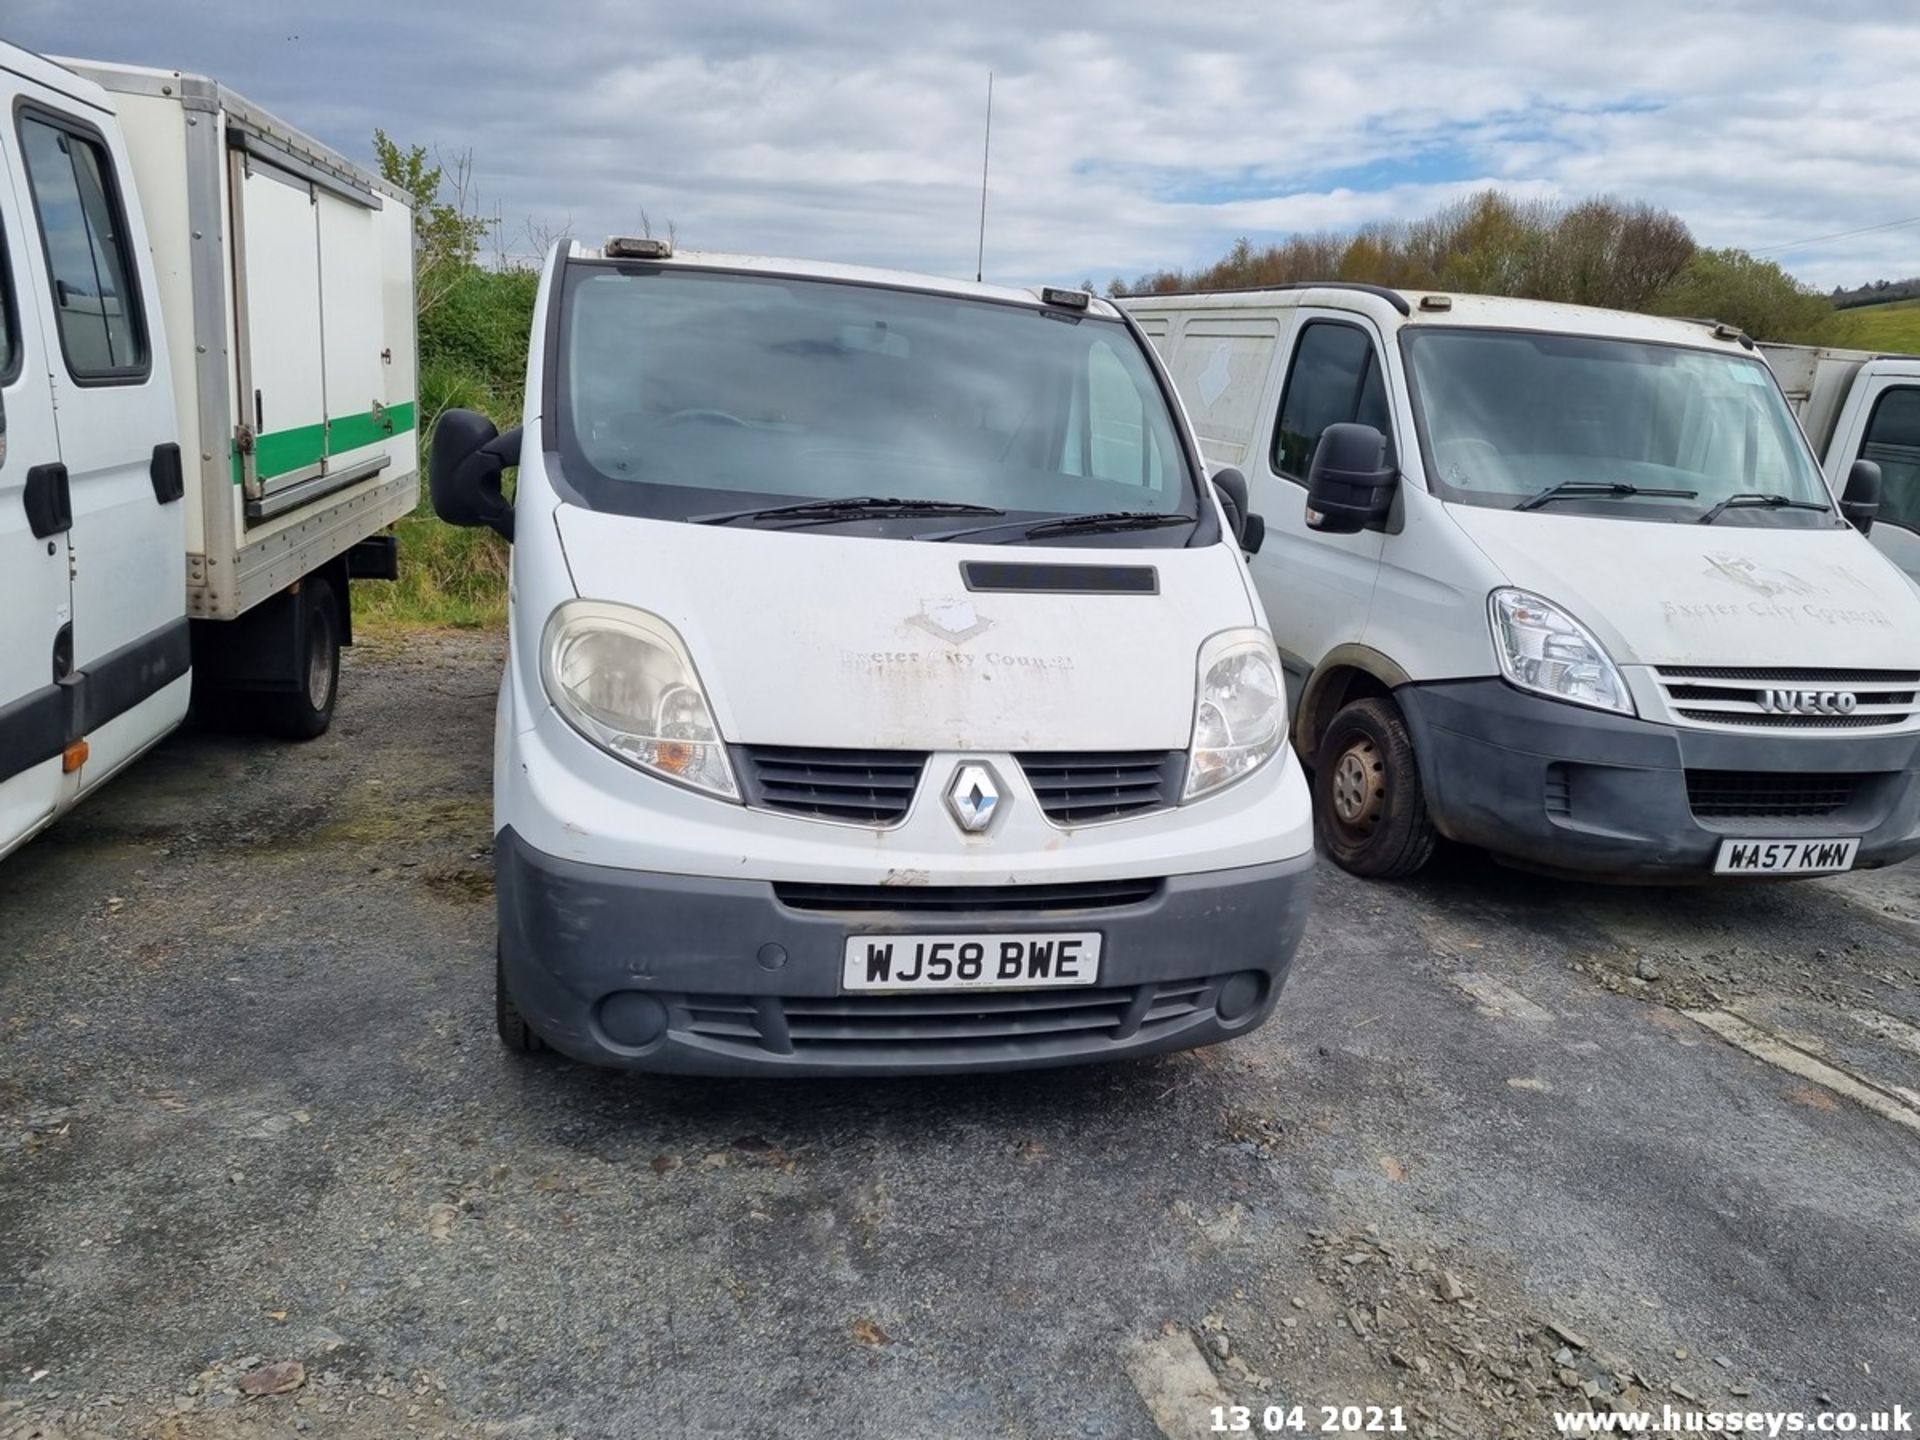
<box><xmin>1125</xmin><ymin>285</ymin><xmax>1920</xmax><ymax>882</ymax></box>
<box><xmin>428</xmin><ymin>241</ymin><xmax>1315</xmax><ymax>1074</ymax></box>
<box><xmin>1759</xmin><ymin>341</ymin><xmax>1920</xmax><ymax>585</ymax></box>
<box><xmin>0</xmin><ymin>44</ymin><xmax>416</xmax><ymax>861</ymax></box>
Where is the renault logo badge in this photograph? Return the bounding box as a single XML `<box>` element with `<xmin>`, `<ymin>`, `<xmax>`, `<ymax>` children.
<box><xmin>945</xmin><ymin>763</ymin><xmax>1001</xmax><ymax>833</ymax></box>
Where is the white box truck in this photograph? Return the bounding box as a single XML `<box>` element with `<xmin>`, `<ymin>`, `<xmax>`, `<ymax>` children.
<box><xmin>1124</xmin><ymin>284</ymin><xmax>1920</xmax><ymax>883</ymax></box>
<box><xmin>0</xmin><ymin>42</ymin><xmax>416</xmax><ymax>861</ymax></box>
<box><xmin>1759</xmin><ymin>340</ymin><xmax>1920</xmax><ymax>585</ymax></box>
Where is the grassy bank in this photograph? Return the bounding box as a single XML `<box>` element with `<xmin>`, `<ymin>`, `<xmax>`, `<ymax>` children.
<box><xmin>353</xmin><ymin>264</ymin><xmax>534</xmax><ymax>631</ymax></box>
<box><xmin>1834</xmin><ymin>298</ymin><xmax>1920</xmax><ymax>353</ymax></box>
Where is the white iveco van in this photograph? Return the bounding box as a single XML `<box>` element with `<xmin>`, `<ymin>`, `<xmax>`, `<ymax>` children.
<box><xmin>430</xmin><ymin>241</ymin><xmax>1314</xmax><ymax>1074</ymax></box>
<box><xmin>1126</xmin><ymin>285</ymin><xmax>1920</xmax><ymax>883</ymax></box>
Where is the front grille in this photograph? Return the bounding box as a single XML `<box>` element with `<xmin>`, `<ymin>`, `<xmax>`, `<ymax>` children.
<box><xmin>773</xmin><ymin>877</ymin><xmax>1162</xmax><ymax>914</ymax></box>
<box><xmin>734</xmin><ymin>746</ymin><xmax>927</xmax><ymax>825</ymax></box>
<box><xmin>1685</xmin><ymin>770</ymin><xmax>1866</xmax><ymax>819</ymax></box>
<box><xmin>1017</xmin><ymin>751</ymin><xmax>1183</xmax><ymax>824</ymax></box>
<box><xmin>1655</xmin><ymin>667</ymin><xmax>1919</xmax><ymax>730</ymax></box>
<box><xmin>678</xmin><ymin>978</ymin><xmax>1217</xmax><ymax>1057</ymax></box>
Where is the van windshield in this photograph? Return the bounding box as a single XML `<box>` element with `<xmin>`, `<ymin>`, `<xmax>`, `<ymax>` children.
<box><xmin>552</xmin><ymin>264</ymin><xmax>1200</xmax><ymax>542</ymax></box>
<box><xmin>1403</xmin><ymin>329</ymin><xmax>1838</xmax><ymax>525</ymax></box>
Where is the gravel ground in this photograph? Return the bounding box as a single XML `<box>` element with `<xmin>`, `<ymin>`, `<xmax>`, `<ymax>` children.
<box><xmin>3</xmin><ymin>629</ymin><xmax>1918</xmax><ymax>1439</ymax></box>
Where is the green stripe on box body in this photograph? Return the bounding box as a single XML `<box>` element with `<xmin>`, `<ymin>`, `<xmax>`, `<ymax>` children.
<box><xmin>232</xmin><ymin>401</ymin><xmax>418</xmax><ymax>484</ymax></box>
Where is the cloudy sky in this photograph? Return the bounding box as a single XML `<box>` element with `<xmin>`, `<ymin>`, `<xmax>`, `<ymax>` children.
<box><xmin>10</xmin><ymin>0</ymin><xmax>1918</xmax><ymax>290</ymax></box>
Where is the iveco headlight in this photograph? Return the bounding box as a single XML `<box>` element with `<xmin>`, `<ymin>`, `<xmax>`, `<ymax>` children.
<box><xmin>1183</xmin><ymin>628</ymin><xmax>1286</xmax><ymax>801</ymax></box>
<box><xmin>540</xmin><ymin>601</ymin><xmax>739</xmax><ymax>799</ymax></box>
<box><xmin>1488</xmin><ymin>589</ymin><xmax>1633</xmax><ymax>715</ymax></box>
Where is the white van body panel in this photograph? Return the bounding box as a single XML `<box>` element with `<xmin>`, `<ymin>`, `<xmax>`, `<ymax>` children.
<box><xmin>64</xmin><ymin>59</ymin><xmax>419</xmax><ymax>618</ymax></box>
<box><xmin>554</xmin><ymin>510</ymin><xmax>1254</xmax><ymax>753</ymax></box>
<box><xmin>1443</xmin><ymin>505</ymin><xmax>1920</xmax><ymax>672</ymax></box>
<box><xmin>1362</xmin><ymin>485</ymin><xmax>1507</xmax><ymax>683</ymax></box>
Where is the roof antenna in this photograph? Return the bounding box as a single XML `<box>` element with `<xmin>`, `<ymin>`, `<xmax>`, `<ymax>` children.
<box><xmin>975</xmin><ymin>71</ymin><xmax>993</xmax><ymax>284</ymax></box>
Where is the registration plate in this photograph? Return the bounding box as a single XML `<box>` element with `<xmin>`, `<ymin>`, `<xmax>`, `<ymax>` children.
<box><xmin>1713</xmin><ymin>837</ymin><xmax>1860</xmax><ymax>876</ymax></box>
<box><xmin>842</xmin><ymin>932</ymin><xmax>1102</xmax><ymax>992</ymax></box>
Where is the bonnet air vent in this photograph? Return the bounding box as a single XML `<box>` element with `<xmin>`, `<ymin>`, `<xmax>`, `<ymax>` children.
<box><xmin>960</xmin><ymin>562</ymin><xmax>1158</xmax><ymax>594</ymax></box>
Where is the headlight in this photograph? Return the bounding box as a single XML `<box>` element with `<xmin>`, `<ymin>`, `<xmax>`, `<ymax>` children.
<box><xmin>1183</xmin><ymin>628</ymin><xmax>1286</xmax><ymax>801</ymax></box>
<box><xmin>540</xmin><ymin>601</ymin><xmax>739</xmax><ymax>799</ymax></box>
<box><xmin>1488</xmin><ymin>589</ymin><xmax>1633</xmax><ymax>715</ymax></box>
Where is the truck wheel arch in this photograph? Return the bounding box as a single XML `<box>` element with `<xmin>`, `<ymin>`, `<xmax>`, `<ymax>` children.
<box><xmin>1293</xmin><ymin>646</ymin><xmax>1414</xmax><ymax>768</ymax></box>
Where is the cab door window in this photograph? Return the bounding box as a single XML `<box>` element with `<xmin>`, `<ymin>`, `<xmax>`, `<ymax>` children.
<box><xmin>1066</xmin><ymin>337</ymin><xmax>1167</xmax><ymax>492</ymax></box>
<box><xmin>0</xmin><ymin>217</ymin><xmax>17</xmax><ymax>385</ymax></box>
<box><xmin>17</xmin><ymin>111</ymin><xmax>149</xmax><ymax>382</ymax></box>
<box><xmin>1271</xmin><ymin>320</ymin><xmax>1394</xmax><ymax>482</ymax></box>
<box><xmin>1861</xmin><ymin>386</ymin><xmax>1920</xmax><ymax>533</ymax></box>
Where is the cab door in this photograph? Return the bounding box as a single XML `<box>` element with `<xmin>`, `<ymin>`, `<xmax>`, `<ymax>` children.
<box><xmin>1245</xmin><ymin>311</ymin><xmax>1394</xmax><ymax>686</ymax></box>
<box><xmin>0</xmin><ymin>130</ymin><xmax>72</xmax><ymax>858</ymax></box>
<box><xmin>1826</xmin><ymin>366</ymin><xmax>1920</xmax><ymax>583</ymax></box>
<box><xmin>10</xmin><ymin>78</ymin><xmax>186</xmax><ymax>791</ymax></box>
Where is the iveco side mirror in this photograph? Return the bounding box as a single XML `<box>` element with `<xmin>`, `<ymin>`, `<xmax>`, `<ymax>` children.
<box><xmin>1841</xmin><ymin>458</ymin><xmax>1881</xmax><ymax>536</ymax></box>
<box><xmin>430</xmin><ymin>409</ymin><xmax>521</xmax><ymax>542</ymax></box>
<box><xmin>1210</xmin><ymin>466</ymin><xmax>1264</xmax><ymax>554</ymax></box>
<box><xmin>1305</xmin><ymin>423</ymin><xmax>1397</xmax><ymax>534</ymax></box>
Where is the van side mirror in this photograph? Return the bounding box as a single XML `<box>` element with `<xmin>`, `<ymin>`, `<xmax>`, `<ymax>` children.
<box><xmin>430</xmin><ymin>409</ymin><xmax>520</xmax><ymax>542</ymax></box>
<box><xmin>1210</xmin><ymin>466</ymin><xmax>1264</xmax><ymax>555</ymax></box>
<box><xmin>1305</xmin><ymin>423</ymin><xmax>1397</xmax><ymax>534</ymax></box>
<box><xmin>1841</xmin><ymin>458</ymin><xmax>1881</xmax><ymax>536</ymax></box>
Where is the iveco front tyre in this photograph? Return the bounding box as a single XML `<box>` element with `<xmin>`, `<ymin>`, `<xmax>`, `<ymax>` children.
<box><xmin>257</xmin><ymin>578</ymin><xmax>340</xmax><ymax>741</ymax></box>
<box><xmin>1314</xmin><ymin>697</ymin><xmax>1438</xmax><ymax>879</ymax></box>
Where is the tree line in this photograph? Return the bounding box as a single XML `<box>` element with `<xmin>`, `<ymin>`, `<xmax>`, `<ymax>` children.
<box><xmin>1109</xmin><ymin>191</ymin><xmax>1841</xmax><ymax>344</ymax></box>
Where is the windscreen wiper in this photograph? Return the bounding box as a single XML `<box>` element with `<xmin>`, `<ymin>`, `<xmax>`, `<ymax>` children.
<box><xmin>1694</xmin><ymin>492</ymin><xmax>1833</xmax><ymax>526</ymax></box>
<box><xmin>692</xmin><ymin>496</ymin><xmax>1006</xmax><ymax>527</ymax></box>
<box><xmin>1516</xmin><ymin>481</ymin><xmax>1698</xmax><ymax>512</ymax></box>
<box><xmin>927</xmin><ymin>510</ymin><xmax>1196</xmax><ymax>544</ymax></box>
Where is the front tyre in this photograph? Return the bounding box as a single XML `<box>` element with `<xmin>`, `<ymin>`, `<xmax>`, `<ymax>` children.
<box><xmin>1314</xmin><ymin>696</ymin><xmax>1437</xmax><ymax>879</ymax></box>
<box><xmin>496</xmin><ymin>945</ymin><xmax>546</xmax><ymax>1055</ymax></box>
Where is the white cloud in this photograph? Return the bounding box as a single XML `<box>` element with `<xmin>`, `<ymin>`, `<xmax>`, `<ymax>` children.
<box><xmin>11</xmin><ymin>0</ymin><xmax>1917</xmax><ymax>290</ymax></box>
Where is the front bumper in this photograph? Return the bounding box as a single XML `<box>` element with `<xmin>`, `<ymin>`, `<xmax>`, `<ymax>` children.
<box><xmin>495</xmin><ymin>826</ymin><xmax>1315</xmax><ymax>1075</ymax></box>
<box><xmin>1398</xmin><ymin>679</ymin><xmax>1920</xmax><ymax>879</ymax></box>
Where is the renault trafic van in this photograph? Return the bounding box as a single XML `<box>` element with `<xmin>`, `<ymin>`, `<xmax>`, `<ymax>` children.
<box><xmin>430</xmin><ymin>242</ymin><xmax>1315</xmax><ymax>1073</ymax></box>
<box><xmin>1126</xmin><ymin>285</ymin><xmax>1920</xmax><ymax>883</ymax></box>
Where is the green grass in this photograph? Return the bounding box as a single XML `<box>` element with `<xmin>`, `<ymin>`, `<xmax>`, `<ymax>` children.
<box><xmin>351</xmin><ymin>487</ymin><xmax>510</xmax><ymax>632</ymax></box>
<box><xmin>1832</xmin><ymin>298</ymin><xmax>1920</xmax><ymax>354</ymax></box>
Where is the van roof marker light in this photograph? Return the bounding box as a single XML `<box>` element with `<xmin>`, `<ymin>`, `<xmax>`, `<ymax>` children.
<box><xmin>1040</xmin><ymin>286</ymin><xmax>1091</xmax><ymax>310</ymax></box>
<box><xmin>1419</xmin><ymin>295</ymin><xmax>1452</xmax><ymax>312</ymax></box>
<box><xmin>606</xmin><ymin>235</ymin><xmax>674</xmax><ymax>260</ymax></box>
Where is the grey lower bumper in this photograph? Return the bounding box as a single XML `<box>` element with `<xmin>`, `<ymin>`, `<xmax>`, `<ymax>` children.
<box><xmin>495</xmin><ymin>826</ymin><xmax>1315</xmax><ymax>1075</ymax></box>
<box><xmin>1398</xmin><ymin>679</ymin><xmax>1920</xmax><ymax>879</ymax></box>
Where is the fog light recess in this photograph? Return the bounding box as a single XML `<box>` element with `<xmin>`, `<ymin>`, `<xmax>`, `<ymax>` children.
<box><xmin>1215</xmin><ymin>971</ymin><xmax>1267</xmax><ymax>1025</ymax></box>
<box><xmin>596</xmin><ymin>991</ymin><xmax>668</xmax><ymax>1049</ymax></box>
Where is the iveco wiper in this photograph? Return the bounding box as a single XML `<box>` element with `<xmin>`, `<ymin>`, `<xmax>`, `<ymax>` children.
<box><xmin>927</xmin><ymin>510</ymin><xmax>1196</xmax><ymax>544</ymax></box>
<box><xmin>692</xmin><ymin>495</ymin><xmax>1006</xmax><ymax>527</ymax></box>
<box><xmin>1695</xmin><ymin>492</ymin><xmax>1832</xmax><ymax>526</ymax></box>
<box><xmin>1516</xmin><ymin>481</ymin><xmax>1698</xmax><ymax>512</ymax></box>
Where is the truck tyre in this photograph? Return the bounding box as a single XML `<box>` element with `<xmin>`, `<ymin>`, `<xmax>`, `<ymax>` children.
<box><xmin>1314</xmin><ymin>696</ymin><xmax>1438</xmax><ymax>879</ymax></box>
<box><xmin>496</xmin><ymin>945</ymin><xmax>545</xmax><ymax>1055</ymax></box>
<box><xmin>258</xmin><ymin>578</ymin><xmax>340</xmax><ymax>740</ymax></box>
